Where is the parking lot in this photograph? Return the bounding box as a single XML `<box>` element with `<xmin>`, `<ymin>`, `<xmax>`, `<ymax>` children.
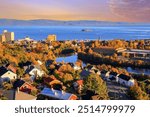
<box><xmin>106</xmin><ymin>81</ymin><xmax>130</xmax><ymax>100</ymax></box>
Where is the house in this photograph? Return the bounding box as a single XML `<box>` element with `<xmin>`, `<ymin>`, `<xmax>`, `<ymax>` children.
<box><xmin>25</xmin><ymin>65</ymin><xmax>45</xmax><ymax>80</ymax></box>
<box><xmin>45</xmin><ymin>60</ymin><xmax>54</xmax><ymax>67</ymax></box>
<box><xmin>49</xmin><ymin>45</ymin><xmax>54</xmax><ymax>49</ymax></box>
<box><xmin>68</xmin><ymin>62</ymin><xmax>74</xmax><ymax>67</ymax></box>
<box><xmin>93</xmin><ymin>69</ymin><xmax>101</xmax><ymax>75</ymax></box>
<box><xmin>100</xmin><ymin>70</ymin><xmax>110</xmax><ymax>80</ymax></box>
<box><xmin>19</xmin><ymin>61</ymin><xmax>32</xmax><ymax>71</ymax></box>
<box><xmin>0</xmin><ymin>66</ymin><xmax>17</xmax><ymax>85</ymax></box>
<box><xmin>80</xmin><ymin>70</ymin><xmax>90</xmax><ymax>80</ymax></box>
<box><xmin>86</xmin><ymin>65</ymin><xmax>97</xmax><ymax>73</ymax></box>
<box><xmin>1</xmin><ymin>89</ymin><xmax>36</xmax><ymax>100</ymax></box>
<box><xmin>117</xmin><ymin>74</ymin><xmax>135</xmax><ymax>87</ymax></box>
<box><xmin>73</xmin><ymin>80</ymin><xmax>83</xmax><ymax>94</ymax></box>
<box><xmin>121</xmin><ymin>49</ymin><xmax>150</xmax><ymax>59</ymax></box>
<box><xmin>37</xmin><ymin>88</ymin><xmax>77</xmax><ymax>100</ymax></box>
<box><xmin>13</xmin><ymin>79</ymin><xmax>36</xmax><ymax>94</ymax></box>
<box><xmin>5</xmin><ymin>63</ymin><xmax>17</xmax><ymax>74</ymax></box>
<box><xmin>109</xmin><ymin>71</ymin><xmax>119</xmax><ymax>81</ymax></box>
<box><xmin>19</xmin><ymin>61</ymin><xmax>32</xmax><ymax>68</ymax></box>
<box><xmin>73</xmin><ymin>65</ymin><xmax>81</xmax><ymax>70</ymax></box>
<box><xmin>13</xmin><ymin>79</ymin><xmax>25</xmax><ymax>89</ymax></box>
<box><xmin>68</xmin><ymin>62</ymin><xmax>81</xmax><ymax>70</ymax></box>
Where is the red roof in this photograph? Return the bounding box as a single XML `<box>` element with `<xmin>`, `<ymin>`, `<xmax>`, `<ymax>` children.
<box><xmin>69</xmin><ymin>94</ymin><xmax>78</xmax><ymax>100</ymax></box>
<box><xmin>6</xmin><ymin>64</ymin><xmax>17</xmax><ymax>73</ymax></box>
<box><xmin>76</xmin><ymin>80</ymin><xmax>83</xmax><ymax>86</ymax></box>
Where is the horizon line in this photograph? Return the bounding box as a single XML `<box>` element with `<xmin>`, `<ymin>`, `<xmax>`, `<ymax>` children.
<box><xmin>0</xmin><ymin>18</ymin><xmax>150</xmax><ymax>24</ymax></box>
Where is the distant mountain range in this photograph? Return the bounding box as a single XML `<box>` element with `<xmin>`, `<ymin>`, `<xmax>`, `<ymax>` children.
<box><xmin>0</xmin><ymin>19</ymin><xmax>150</xmax><ymax>26</ymax></box>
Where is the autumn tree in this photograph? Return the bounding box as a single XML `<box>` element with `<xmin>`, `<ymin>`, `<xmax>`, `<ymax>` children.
<box><xmin>128</xmin><ymin>82</ymin><xmax>149</xmax><ymax>100</ymax></box>
<box><xmin>80</xmin><ymin>42</ymin><xmax>85</xmax><ymax>51</ymax></box>
<box><xmin>16</xmin><ymin>68</ymin><xmax>24</xmax><ymax>78</ymax></box>
<box><xmin>58</xmin><ymin>64</ymin><xmax>74</xmax><ymax>74</ymax></box>
<box><xmin>63</xmin><ymin>73</ymin><xmax>73</xmax><ymax>83</ymax></box>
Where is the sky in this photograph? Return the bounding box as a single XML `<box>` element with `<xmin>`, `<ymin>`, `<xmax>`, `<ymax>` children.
<box><xmin>0</xmin><ymin>0</ymin><xmax>149</xmax><ymax>22</ymax></box>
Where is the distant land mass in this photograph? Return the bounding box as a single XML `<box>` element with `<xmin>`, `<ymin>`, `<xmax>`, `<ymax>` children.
<box><xmin>0</xmin><ymin>19</ymin><xmax>150</xmax><ymax>26</ymax></box>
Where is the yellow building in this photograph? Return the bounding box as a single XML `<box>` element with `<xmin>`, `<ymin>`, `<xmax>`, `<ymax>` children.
<box><xmin>0</xmin><ymin>34</ymin><xmax>6</xmax><ymax>43</ymax></box>
<box><xmin>46</xmin><ymin>35</ymin><xmax>57</xmax><ymax>42</ymax></box>
<box><xmin>3</xmin><ymin>30</ymin><xmax>15</xmax><ymax>42</ymax></box>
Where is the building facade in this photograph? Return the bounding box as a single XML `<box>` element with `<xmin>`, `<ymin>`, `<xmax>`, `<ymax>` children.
<box><xmin>0</xmin><ymin>30</ymin><xmax>15</xmax><ymax>42</ymax></box>
<box><xmin>0</xmin><ymin>34</ymin><xmax>6</xmax><ymax>43</ymax></box>
<box><xmin>3</xmin><ymin>30</ymin><xmax>15</xmax><ymax>41</ymax></box>
<box><xmin>46</xmin><ymin>35</ymin><xmax>57</xmax><ymax>42</ymax></box>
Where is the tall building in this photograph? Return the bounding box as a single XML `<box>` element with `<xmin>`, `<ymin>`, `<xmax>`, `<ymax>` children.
<box><xmin>3</xmin><ymin>30</ymin><xmax>15</xmax><ymax>42</ymax></box>
<box><xmin>0</xmin><ymin>34</ymin><xmax>6</xmax><ymax>43</ymax></box>
<box><xmin>46</xmin><ymin>35</ymin><xmax>57</xmax><ymax>42</ymax></box>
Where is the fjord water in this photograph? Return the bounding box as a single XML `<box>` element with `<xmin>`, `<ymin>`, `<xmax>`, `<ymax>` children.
<box><xmin>56</xmin><ymin>55</ymin><xmax>150</xmax><ymax>75</ymax></box>
<box><xmin>0</xmin><ymin>26</ymin><xmax>150</xmax><ymax>40</ymax></box>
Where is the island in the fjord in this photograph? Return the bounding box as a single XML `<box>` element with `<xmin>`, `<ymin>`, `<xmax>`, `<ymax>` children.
<box><xmin>0</xmin><ymin>30</ymin><xmax>150</xmax><ymax>100</ymax></box>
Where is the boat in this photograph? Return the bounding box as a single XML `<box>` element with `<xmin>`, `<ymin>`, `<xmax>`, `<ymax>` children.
<box><xmin>81</xmin><ymin>29</ymin><xmax>92</xmax><ymax>32</ymax></box>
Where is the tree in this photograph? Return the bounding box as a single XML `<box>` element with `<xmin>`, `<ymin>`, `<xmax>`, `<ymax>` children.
<box><xmin>17</xmin><ymin>68</ymin><xmax>24</xmax><ymax>77</ymax></box>
<box><xmin>88</xmin><ymin>48</ymin><xmax>93</xmax><ymax>54</ymax></box>
<box><xmin>128</xmin><ymin>82</ymin><xmax>149</xmax><ymax>100</ymax></box>
<box><xmin>80</xmin><ymin>42</ymin><xmax>85</xmax><ymax>51</ymax></box>
<box><xmin>83</xmin><ymin>73</ymin><xmax>109</xmax><ymax>100</ymax></box>
<box><xmin>58</xmin><ymin>64</ymin><xmax>74</xmax><ymax>74</ymax></box>
<box><xmin>63</xmin><ymin>73</ymin><xmax>73</xmax><ymax>83</ymax></box>
<box><xmin>3</xmin><ymin>82</ymin><xmax>13</xmax><ymax>90</ymax></box>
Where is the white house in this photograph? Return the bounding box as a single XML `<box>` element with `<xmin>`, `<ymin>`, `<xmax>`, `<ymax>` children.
<box><xmin>73</xmin><ymin>65</ymin><xmax>81</xmax><ymax>71</ymax></box>
<box><xmin>25</xmin><ymin>66</ymin><xmax>45</xmax><ymax>80</ymax></box>
<box><xmin>100</xmin><ymin>70</ymin><xmax>110</xmax><ymax>80</ymax></box>
<box><xmin>117</xmin><ymin>74</ymin><xmax>134</xmax><ymax>87</ymax></box>
<box><xmin>29</xmin><ymin>67</ymin><xmax>44</xmax><ymax>77</ymax></box>
<box><xmin>68</xmin><ymin>63</ymin><xmax>81</xmax><ymax>71</ymax></box>
<box><xmin>0</xmin><ymin>71</ymin><xmax>17</xmax><ymax>80</ymax></box>
<box><xmin>0</xmin><ymin>66</ymin><xmax>17</xmax><ymax>85</ymax></box>
<box><xmin>109</xmin><ymin>71</ymin><xmax>119</xmax><ymax>81</ymax></box>
<box><xmin>86</xmin><ymin>65</ymin><xmax>97</xmax><ymax>72</ymax></box>
<box><xmin>94</xmin><ymin>69</ymin><xmax>101</xmax><ymax>75</ymax></box>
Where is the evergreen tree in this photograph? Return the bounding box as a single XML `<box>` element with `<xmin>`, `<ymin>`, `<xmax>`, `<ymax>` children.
<box><xmin>83</xmin><ymin>73</ymin><xmax>109</xmax><ymax>100</ymax></box>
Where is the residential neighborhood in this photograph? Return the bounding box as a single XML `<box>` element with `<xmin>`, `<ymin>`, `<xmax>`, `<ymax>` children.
<box><xmin>0</xmin><ymin>31</ymin><xmax>150</xmax><ymax>100</ymax></box>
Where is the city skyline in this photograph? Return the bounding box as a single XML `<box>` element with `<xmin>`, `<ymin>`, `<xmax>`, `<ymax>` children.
<box><xmin>0</xmin><ymin>0</ymin><xmax>150</xmax><ymax>22</ymax></box>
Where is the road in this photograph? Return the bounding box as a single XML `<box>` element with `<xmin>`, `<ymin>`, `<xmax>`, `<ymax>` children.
<box><xmin>106</xmin><ymin>81</ymin><xmax>130</xmax><ymax>100</ymax></box>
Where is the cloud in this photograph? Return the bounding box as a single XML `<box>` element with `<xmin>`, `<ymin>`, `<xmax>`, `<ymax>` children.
<box><xmin>109</xmin><ymin>0</ymin><xmax>150</xmax><ymax>22</ymax></box>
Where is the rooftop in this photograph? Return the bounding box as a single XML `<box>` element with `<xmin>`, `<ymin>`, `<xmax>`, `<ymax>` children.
<box><xmin>40</xmin><ymin>88</ymin><xmax>76</xmax><ymax>100</ymax></box>
<box><xmin>125</xmin><ymin>49</ymin><xmax>150</xmax><ymax>54</ymax></box>
<box><xmin>101</xmin><ymin>70</ymin><xmax>109</xmax><ymax>74</ymax></box>
<box><xmin>109</xmin><ymin>71</ymin><xmax>118</xmax><ymax>76</ymax></box>
<box><xmin>118</xmin><ymin>74</ymin><xmax>131</xmax><ymax>81</ymax></box>
<box><xmin>0</xmin><ymin>66</ymin><xmax>8</xmax><ymax>76</ymax></box>
<box><xmin>1</xmin><ymin>90</ymin><xmax>36</xmax><ymax>100</ymax></box>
